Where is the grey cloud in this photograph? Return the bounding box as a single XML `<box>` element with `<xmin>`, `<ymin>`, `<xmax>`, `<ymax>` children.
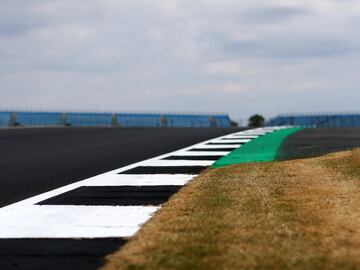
<box><xmin>223</xmin><ymin>37</ymin><xmax>359</xmax><ymax>59</ymax></box>
<box><xmin>0</xmin><ymin>0</ymin><xmax>360</xmax><ymax>121</ymax></box>
<box><xmin>0</xmin><ymin>2</ymin><xmax>46</xmax><ymax>37</ymax></box>
<box><xmin>0</xmin><ymin>23</ymin><xmax>34</xmax><ymax>38</ymax></box>
<box><xmin>243</xmin><ymin>6</ymin><xmax>311</xmax><ymax>23</ymax></box>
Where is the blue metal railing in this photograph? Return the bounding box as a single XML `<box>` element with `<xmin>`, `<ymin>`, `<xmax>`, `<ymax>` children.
<box><xmin>0</xmin><ymin>112</ymin><xmax>11</xmax><ymax>127</ymax></box>
<box><xmin>266</xmin><ymin>113</ymin><xmax>360</xmax><ymax>127</ymax></box>
<box><xmin>0</xmin><ymin>111</ymin><xmax>232</xmax><ymax>128</ymax></box>
<box><xmin>15</xmin><ymin>112</ymin><xmax>63</xmax><ymax>126</ymax></box>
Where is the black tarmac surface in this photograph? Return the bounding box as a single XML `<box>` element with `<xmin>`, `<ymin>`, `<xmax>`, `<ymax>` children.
<box><xmin>0</xmin><ymin>239</ymin><xmax>126</xmax><ymax>270</ymax></box>
<box><xmin>0</xmin><ymin>127</ymin><xmax>240</xmax><ymax>270</ymax></box>
<box><xmin>277</xmin><ymin>127</ymin><xmax>360</xmax><ymax>160</ymax></box>
<box><xmin>0</xmin><ymin>127</ymin><xmax>239</xmax><ymax>208</ymax></box>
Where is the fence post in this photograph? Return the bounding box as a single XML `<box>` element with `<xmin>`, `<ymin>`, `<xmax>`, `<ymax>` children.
<box><xmin>60</xmin><ymin>113</ymin><xmax>67</xmax><ymax>126</ymax></box>
<box><xmin>160</xmin><ymin>115</ymin><xmax>168</xmax><ymax>127</ymax></box>
<box><xmin>9</xmin><ymin>112</ymin><xmax>17</xmax><ymax>126</ymax></box>
<box><xmin>111</xmin><ymin>114</ymin><xmax>118</xmax><ymax>127</ymax></box>
<box><xmin>209</xmin><ymin>116</ymin><xmax>217</xmax><ymax>127</ymax></box>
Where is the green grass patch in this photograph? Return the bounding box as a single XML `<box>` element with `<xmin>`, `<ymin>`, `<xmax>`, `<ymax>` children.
<box><xmin>212</xmin><ymin>127</ymin><xmax>303</xmax><ymax>168</ymax></box>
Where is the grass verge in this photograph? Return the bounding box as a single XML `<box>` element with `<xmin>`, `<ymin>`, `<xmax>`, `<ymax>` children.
<box><xmin>101</xmin><ymin>148</ymin><xmax>360</xmax><ymax>270</ymax></box>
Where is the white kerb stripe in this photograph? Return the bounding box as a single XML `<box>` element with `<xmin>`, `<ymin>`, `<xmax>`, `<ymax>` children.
<box><xmin>141</xmin><ymin>160</ymin><xmax>214</xmax><ymax>167</ymax></box>
<box><xmin>210</xmin><ymin>139</ymin><xmax>250</xmax><ymax>143</ymax></box>
<box><xmin>224</xmin><ymin>135</ymin><xmax>259</xmax><ymax>139</ymax></box>
<box><xmin>85</xmin><ymin>174</ymin><xmax>193</xmax><ymax>186</ymax></box>
<box><xmin>192</xmin><ymin>144</ymin><xmax>240</xmax><ymax>149</ymax></box>
<box><xmin>170</xmin><ymin>151</ymin><xmax>230</xmax><ymax>156</ymax></box>
<box><xmin>0</xmin><ymin>205</ymin><xmax>158</xmax><ymax>239</ymax></box>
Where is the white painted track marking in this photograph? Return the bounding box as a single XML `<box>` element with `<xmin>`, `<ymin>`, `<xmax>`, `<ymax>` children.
<box><xmin>191</xmin><ymin>144</ymin><xmax>241</xmax><ymax>149</ymax></box>
<box><xmin>141</xmin><ymin>160</ymin><xmax>214</xmax><ymax>167</ymax></box>
<box><xmin>170</xmin><ymin>151</ymin><xmax>230</xmax><ymax>156</ymax></box>
<box><xmin>210</xmin><ymin>139</ymin><xmax>251</xmax><ymax>144</ymax></box>
<box><xmin>223</xmin><ymin>135</ymin><xmax>258</xmax><ymax>139</ymax></box>
<box><xmin>241</xmin><ymin>131</ymin><xmax>269</xmax><ymax>136</ymax></box>
<box><xmin>0</xmin><ymin>205</ymin><xmax>158</xmax><ymax>238</ymax></box>
<box><xmin>85</xmin><ymin>174</ymin><xmax>194</xmax><ymax>186</ymax></box>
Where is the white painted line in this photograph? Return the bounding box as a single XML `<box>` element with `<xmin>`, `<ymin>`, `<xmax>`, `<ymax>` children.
<box><xmin>191</xmin><ymin>144</ymin><xmax>241</xmax><ymax>149</ymax></box>
<box><xmin>240</xmin><ymin>132</ymin><xmax>268</xmax><ymax>135</ymax></box>
<box><xmin>242</xmin><ymin>130</ymin><xmax>269</xmax><ymax>133</ymax></box>
<box><xmin>85</xmin><ymin>174</ymin><xmax>193</xmax><ymax>186</ymax></box>
<box><xmin>141</xmin><ymin>160</ymin><xmax>214</xmax><ymax>167</ymax></box>
<box><xmin>224</xmin><ymin>135</ymin><xmax>259</xmax><ymax>139</ymax></box>
<box><xmin>233</xmin><ymin>131</ymin><xmax>264</xmax><ymax>134</ymax></box>
<box><xmin>210</xmin><ymin>139</ymin><xmax>251</xmax><ymax>144</ymax></box>
<box><xmin>170</xmin><ymin>151</ymin><xmax>230</xmax><ymax>156</ymax></box>
<box><xmin>0</xmin><ymin>205</ymin><xmax>158</xmax><ymax>239</ymax></box>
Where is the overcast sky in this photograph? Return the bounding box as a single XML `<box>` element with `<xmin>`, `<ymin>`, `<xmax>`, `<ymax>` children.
<box><xmin>1</xmin><ymin>0</ymin><xmax>359</xmax><ymax>121</ymax></box>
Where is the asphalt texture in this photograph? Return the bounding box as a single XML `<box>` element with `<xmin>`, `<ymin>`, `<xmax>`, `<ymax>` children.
<box><xmin>0</xmin><ymin>127</ymin><xmax>240</xmax><ymax>208</ymax></box>
<box><xmin>0</xmin><ymin>239</ymin><xmax>126</xmax><ymax>270</ymax></box>
<box><xmin>0</xmin><ymin>127</ymin><xmax>240</xmax><ymax>270</ymax></box>
<box><xmin>277</xmin><ymin>127</ymin><xmax>360</xmax><ymax>160</ymax></box>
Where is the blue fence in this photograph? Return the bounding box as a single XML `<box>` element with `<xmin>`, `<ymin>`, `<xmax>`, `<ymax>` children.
<box><xmin>0</xmin><ymin>111</ymin><xmax>232</xmax><ymax>128</ymax></box>
<box><xmin>0</xmin><ymin>112</ymin><xmax>11</xmax><ymax>127</ymax></box>
<box><xmin>165</xmin><ymin>114</ymin><xmax>214</xmax><ymax>127</ymax></box>
<box><xmin>267</xmin><ymin>113</ymin><xmax>360</xmax><ymax>127</ymax></box>
<box><xmin>116</xmin><ymin>114</ymin><xmax>162</xmax><ymax>127</ymax></box>
<box><xmin>66</xmin><ymin>113</ymin><xmax>113</xmax><ymax>127</ymax></box>
<box><xmin>15</xmin><ymin>112</ymin><xmax>63</xmax><ymax>126</ymax></box>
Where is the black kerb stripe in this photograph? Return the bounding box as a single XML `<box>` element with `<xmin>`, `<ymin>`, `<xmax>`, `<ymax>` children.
<box><xmin>38</xmin><ymin>186</ymin><xmax>182</xmax><ymax>206</ymax></box>
<box><xmin>0</xmin><ymin>238</ymin><xmax>126</xmax><ymax>270</ymax></box>
<box><xmin>118</xmin><ymin>166</ymin><xmax>206</xmax><ymax>175</ymax></box>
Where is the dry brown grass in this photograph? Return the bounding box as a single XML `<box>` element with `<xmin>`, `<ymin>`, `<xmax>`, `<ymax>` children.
<box><xmin>101</xmin><ymin>148</ymin><xmax>360</xmax><ymax>270</ymax></box>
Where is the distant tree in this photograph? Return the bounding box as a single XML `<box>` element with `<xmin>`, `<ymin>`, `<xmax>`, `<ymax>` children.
<box><xmin>248</xmin><ymin>114</ymin><xmax>265</xmax><ymax>127</ymax></box>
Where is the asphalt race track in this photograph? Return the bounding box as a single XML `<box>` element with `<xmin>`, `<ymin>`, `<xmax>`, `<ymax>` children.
<box><xmin>0</xmin><ymin>127</ymin><xmax>241</xmax><ymax>270</ymax></box>
<box><xmin>277</xmin><ymin>127</ymin><xmax>360</xmax><ymax>160</ymax></box>
<box><xmin>3</xmin><ymin>126</ymin><xmax>360</xmax><ymax>270</ymax></box>
<box><xmin>0</xmin><ymin>127</ymin><xmax>241</xmax><ymax>208</ymax></box>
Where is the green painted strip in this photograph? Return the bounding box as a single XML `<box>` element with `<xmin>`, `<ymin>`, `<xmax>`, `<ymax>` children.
<box><xmin>212</xmin><ymin>127</ymin><xmax>303</xmax><ymax>168</ymax></box>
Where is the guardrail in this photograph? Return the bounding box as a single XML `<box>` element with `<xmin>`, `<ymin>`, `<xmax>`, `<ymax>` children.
<box><xmin>0</xmin><ymin>111</ymin><xmax>232</xmax><ymax>128</ymax></box>
<box><xmin>266</xmin><ymin>113</ymin><xmax>360</xmax><ymax>127</ymax></box>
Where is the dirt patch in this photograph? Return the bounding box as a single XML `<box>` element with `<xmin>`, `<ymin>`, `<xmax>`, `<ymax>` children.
<box><xmin>101</xmin><ymin>149</ymin><xmax>360</xmax><ymax>270</ymax></box>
